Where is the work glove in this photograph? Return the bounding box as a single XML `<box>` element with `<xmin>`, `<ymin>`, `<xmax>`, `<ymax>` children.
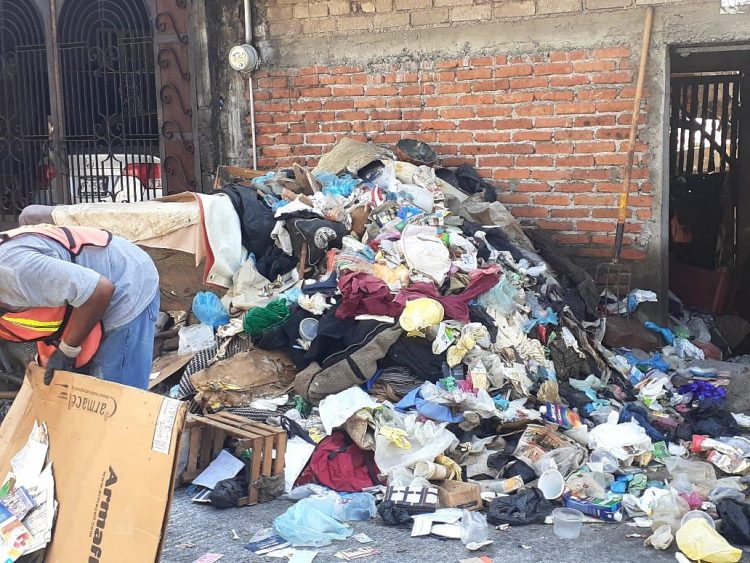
<box><xmin>44</xmin><ymin>349</ymin><xmax>77</xmax><ymax>385</ymax></box>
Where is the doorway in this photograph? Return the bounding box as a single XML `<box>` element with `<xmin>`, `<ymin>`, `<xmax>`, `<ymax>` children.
<box><xmin>0</xmin><ymin>0</ymin><xmax>199</xmax><ymax>224</ymax></box>
<box><xmin>668</xmin><ymin>46</ymin><xmax>750</xmax><ymax>355</ymax></box>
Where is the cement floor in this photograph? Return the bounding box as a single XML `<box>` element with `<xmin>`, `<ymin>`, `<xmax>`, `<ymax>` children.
<box><xmin>162</xmin><ymin>488</ymin><xmax>698</xmax><ymax>563</ymax></box>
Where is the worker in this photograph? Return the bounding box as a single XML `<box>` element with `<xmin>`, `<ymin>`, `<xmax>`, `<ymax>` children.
<box><xmin>0</xmin><ymin>225</ymin><xmax>159</xmax><ymax>389</ymax></box>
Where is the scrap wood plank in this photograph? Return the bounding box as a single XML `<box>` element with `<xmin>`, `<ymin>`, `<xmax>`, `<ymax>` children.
<box><xmin>214</xmin><ymin>412</ymin><xmax>280</xmax><ymax>435</ymax></box>
<box><xmin>202</xmin><ymin>415</ymin><xmax>270</xmax><ymax>439</ymax></box>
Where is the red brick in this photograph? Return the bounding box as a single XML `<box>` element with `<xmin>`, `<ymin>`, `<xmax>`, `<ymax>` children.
<box><xmin>556</xmin><ymin>182</ymin><xmax>594</xmax><ymax>192</ymax></box>
<box><xmin>576</xmin><ymin>89</ymin><xmax>618</xmax><ymax>101</ymax></box>
<box><xmin>510</xmin><ymin>77</ymin><xmax>549</xmax><ymax>89</ymax></box>
<box><xmin>556</xmin><ymin>102</ymin><xmax>597</xmax><ymax>115</ymax></box>
<box><xmin>550</xmin><ymin>75</ymin><xmax>589</xmax><ymax>87</ymax></box>
<box><xmin>594</xmin><ymin>154</ymin><xmax>628</xmax><ymax>165</ymax></box>
<box><xmin>425</xmin><ymin>95</ymin><xmax>459</xmax><ymax>107</ymax></box>
<box><xmin>439</xmin><ymin>107</ymin><xmax>475</xmax><ymax>119</ymax></box>
<box><xmin>595</xmin><ymin>127</ymin><xmax>629</xmax><ymax>140</ymax></box>
<box><xmin>470</xmin><ymin>56</ymin><xmax>495</xmax><ymax>66</ymax></box>
<box><xmin>323</xmin><ymin>99</ymin><xmax>354</xmax><ymax>110</ymax></box>
<box><xmin>596</xmin><ymin>100</ymin><xmax>633</xmax><ymax>112</ymax></box>
<box><xmin>437</xmin><ymin>131</ymin><xmax>473</xmax><ymax>143</ymax></box>
<box><xmin>593</xmin><ymin>46</ymin><xmax>631</xmax><ymax>58</ymax></box>
<box><xmin>262</xmin><ymin>146</ymin><xmax>293</xmax><ymax>157</ymax></box>
<box><xmin>556</xmin><ymin>155</ymin><xmax>595</xmax><ymax>166</ymax></box>
<box><xmin>366</xmin><ymin>85</ymin><xmax>399</xmax><ymax>96</ymax></box>
<box><xmin>496</xmin><ymin>143</ymin><xmax>535</xmax><ymax>154</ymax></box>
<box><xmin>636</xmin><ymin>209</ymin><xmax>652</xmax><ymax>220</ymax></box>
<box><xmin>457</xmin><ymin>144</ymin><xmax>499</xmax><ymax>156</ymax></box>
<box><xmin>336</xmin><ymin>110</ymin><xmax>368</xmax><ymax>120</ymax></box>
<box><xmin>574</xmin><ymin>193</ymin><xmax>617</xmax><ymax>206</ymax></box>
<box><xmin>576</xmin><ymin>220</ymin><xmax>615</xmax><ymax>232</ymax></box>
<box><xmin>572</xmin><ymin>60</ymin><xmax>617</xmax><ymax>72</ymax></box>
<box><xmin>371</xmin><ymin>109</ymin><xmax>401</xmax><ymax>120</ymax></box>
<box><xmin>576</xmin><ymin>247</ymin><xmax>614</xmax><ymax>258</ymax></box>
<box><xmin>499</xmin><ymin>193</ymin><xmax>533</xmax><ymax>204</ymax></box>
<box><xmin>534</xmin><ymin>194</ymin><xmax>571</xmax><ymax>205</ymax></box>
<box><xmin>620</xmin><ymin>248</ymin><xmax>648</xmax><ymax>260</ymax></box>
<box><xmin>535</xmin><ymin>220</ymin><xmax>575</xmax><ymax>230</ymax></box>
<box><xmin>330</xmin><ymin>85</ymin><xmax>364</xmax><ymax>96</ymax></box>
<box><xmin>534</xmin><ymin>117</ymin><xmax>572</xmax><ymax>128</ymax></box>
<box><xmin>475</xmin><ymin>131</ymin><xmax>512</xmax><ymax>142</ymax></box>
<box><xmin>495</xmin><ymin>118</ymin><xmax>533</xmax><ymax>130</ymax></box>
<box><xmin>321</xmin><ymin>122</ymin><xmax>353</xmax><ymax>132</ymax></box>
<box><xmin>552</xmin><ymin>232</ymin><xmax>591</xmax><ymax>243</ymax></box>
<box><xmin>492</xmin><ymin>168</ymin><xmax>532</xmax><ymax>179</ymax></box>
<box><xmin>549</xmin><ymin>51</ymin><xmax>569</xmax><ymax>62</ymax></box>
<box><xmin>591</xmin><ymin>208</ymin><xmax>620</xmax><ymax>218</ymax></box>
<box><xmin>536</xmin><ymin>142</ymin><xmax>574</xmax><ymax>154</ymax></box>
<box><xmin>458</xmin><ymin>119</ymin><xmax>495</xmax><ymax>130</ymax></box>
<box><xmin>400</xmin><ymin>85</ymin><xmax>422</xmax><ymax>95</ymax></box>
<box><xmin>353</xmin><ymin>98</ymin><xmax>383</xmax><ymax>109</ymax></box>
<box><xmin>457</xmin><ymin>94</ymin><xmax>495</xmax><ymax>105</ymax></box>
<box><xmin>388</xmin><ymin>96</ymin><xmax>423</xmax><ymax>108</ymax></box>
<box><xmin>495</xmin><ymin>64</ymin><xmax>533</xmax><ymax>77</ymax></box>
<box><xmin>436</xmin><ymin>82</ymin><xmax>473</xmax><ymax>94</ymax></box>
<box><xmin>478</xmin><ymin>156</ymin><xmax>515</xmax><ymax>167</ymax></box>
<box><xmin>402</xmin><ymin>109</ymin><xmax>439</xmax><ymax>120</ymax></box>
<box><xmin>386</xmin><ymin>120</ymin><xmax>419</xmax><ymax>131</ymax></box>
<box><xmin>496</xmin><ymin>92</ymin><xmax>535</xmax><ymax>104</ymax></box>
<box><xmin>550</xmin><ymin>208</ymin><xmax>590</xmax><ymax>218</ymax></box>
<box><xmin>306</xmin><ymin>133</ymin><xmax>337</xmax><ymax>144</ymax></box>
<box><xmin>534</xmin><ymin>90</ymin><xmax>575</xmax><ymax>102</ymax></box>
<box><xmin>513</xmin><ymin>130</ymin><xmax>553</xmax><ymax>141</ymax></box>
<box><xmin>456</xmin><ymin>68</ymin><xmax>493</xmax><ymax>80</ymax></box>
<box><xmin>420</xmin><ymin>120</ymin><xmax>456</xmax><ymax>130</ymax></box>
<box><xmin>299</xmin><ymin>86</ymin><xmax>332</xmax><ymax>97</ymax></box>
<box><xmin>555</xmin><ymin>129</ymin><xmax>594</xmax><ymax>140</ymax></box>
<box><xmin>475</xmin><ymin>106</ymin><xmax>512</xmax><ymax>117</ymax></box>
<box><xmin>592</xmin><ymin>71</ymin><xmax>633</xmax><ymax>84</ymax></box>
<box><xmin>514</xmin><ymin>182</ymin><xmax>552</xmax><ymax>192</ymax></box>
<box><xmin>629</xmin><ymin>195</ymin><xmax>654</xmax><ymax>207</ymax></box>
<box><xmin>576</xmin><ymin>141</ymin><xmax>616</xmax><ymax>153</ymax></box>
<box><xmin>516</xmin><ymin>105</ymin><xmax>555</xmax><ymax>116</ymax></box>
<box><xmin>473</xmin><ymin>79</ymin><xmax>510</xmax><ymax>92</ymax></box>
<box><xmin>531</xmin><ymin>169</ymin><xmax>574</xmax><ymax>180</ymax></box>
<box><xmin>512</xmin><ymin>207</ymin><xmax>549</xmax><ymax>218</ymax></box>
<box><xmin>534</xmin><ymin>62</ymin><xmax>573</xmax><ymax>75</ymax></box>
<box><xmin>516</xmin><ymin>156</ymin><xmax>555</xmax><ymax>167</ymax></box>
<box><xmin>573</xmin><ymin>115</ymin><xmax>616</xmax><ymax>127</ymax></box>
<box><xmin>436</xmin><ymin>60</ymin><xmax>459</xmax><ymax>69</ymax></box>
<box><xmin>292</xmin><ymin>100</ymin><xmax>323</xmax><ymax>111</ymax></box>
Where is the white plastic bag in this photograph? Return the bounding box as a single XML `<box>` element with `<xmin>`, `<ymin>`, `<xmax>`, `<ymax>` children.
<box><xmin>178</xmin><ymin>323</ymin><xmax>215</xmax><ymax>355</ymax></box>
<box><xmin>374</xmin><ymin>413</ymin><xmax>458</xmax><ymax>471</ymax></box>
<box><xmin>318</xmin><ymin>387</ymin><xmax>377</xmax><ymax>435</ymax></box>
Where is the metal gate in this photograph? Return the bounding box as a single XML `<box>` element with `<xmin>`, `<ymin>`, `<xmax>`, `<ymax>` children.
<box><xmin>669</xmin><ymin>73</ymin><xmax>741</xmax><ymax>177</ymax></box>
<box><xmin>57</xmin><ymin>0</ymin><xmax>161</xmax><ymax>204</ymax></box>
<box><xmin>0</xmin><ymin>0</ymin><xmax>50</xmax><ymax>222</ymax></box>
<box><xmin>1</xmin><ymin>0</ymin><xmax>199</xmax><ymax>220</ymax></box>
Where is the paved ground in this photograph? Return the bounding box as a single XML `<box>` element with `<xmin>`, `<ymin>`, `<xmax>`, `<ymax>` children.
<box><xmin>161</xmin><ymin>488</ymin><xmax>706</xmax><ymax>563</ymax></box>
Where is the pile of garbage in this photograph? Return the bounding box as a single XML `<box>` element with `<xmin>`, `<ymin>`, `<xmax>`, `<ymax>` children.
<box><xmin>175</xmin><ymin>138</ymin><xmax>750</xmax><ymax>561</ymax></box>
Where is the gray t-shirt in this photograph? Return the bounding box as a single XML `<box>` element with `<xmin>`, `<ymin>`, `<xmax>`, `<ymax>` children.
<box><xmin>0</xmin><ymin>234</ymin><xmax>159</xmax><ymax>331</ymax></box>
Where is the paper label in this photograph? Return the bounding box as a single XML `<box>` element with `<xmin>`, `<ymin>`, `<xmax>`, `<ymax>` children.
<box><xmin>152</xmin><ymin>398</ymin><xmax>181</xmax><ymax>454</ymax></box>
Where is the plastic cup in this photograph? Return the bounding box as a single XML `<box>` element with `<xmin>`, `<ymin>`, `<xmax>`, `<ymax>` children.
<box><xmin>681</xmin><ymin>510</ymin><xmax>716</xmax><ymax>530</ymax></box>
<box><xmin>538</xmin><ymin>469</ymin><xmax>565</xmax><ymax>500</ymax></box>
<box><xmin>414</xmin><ymin>460</ymin><xmax>448</xmax><ymax>480</ymax></box>
<box><xmin>299</xmin><ymin>318</ymin><xmax>319</xmax><ymax>341</ymax></box>
<box><xmin>552</xmin><ymin>508</ymin><xmax>584</xmax><ymax>539</ymax></box>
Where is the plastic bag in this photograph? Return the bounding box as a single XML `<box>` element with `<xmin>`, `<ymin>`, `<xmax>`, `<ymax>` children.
<box><xmin>664</xmin><ymin>456</ymin><xmax>717</xmax><ymax>497</ymax></box>
<box><xmin>192</xmin><ymin>291</ymin><xmax>230</xmax><ymax>328</ymax></box>
<box><xmin>374</xmin><ymin>413</ymin><xmax>458</xmax><ymax>472</ymax></box>
<box><xmin>177</xmin><ymin>323</ymin><xmax>215</xmax><ymax>355</ymax></box>
<box><xmin>651</xmin><ymin>490</ymin><xmax>689</xmax><ymax>533</ymax></box>
<box><xmin>460</xmin><ymin>509</ymin><xmax>488</xmax><ymax>546</ymax></box>
<box><xmin>477</xmin><ymin>275</ymin><xmax>519</xmax><ymax>317</ymax></box>
<box><xmin>676</xmin><ymin>518</ymin><xmax>742</xmax><ymax>563</ymax></box>
<box><xmin>274</xmin><ymin>497</ymin><xmax>353</xmax><ymax>547</ymax></box>
<box><xmin>399</xmin><ymin>298</ymin><xmax>444</xmax><ymax>337</ymax></box>
<box><xmin>644</xmin><ymin>524</ymin><xmax>673</xmax><ymax>550</ymax></box>
<box><xmin>486</xmin><ymin>487</ymin><xmax>552</xmax><ymax>525</ymax></box>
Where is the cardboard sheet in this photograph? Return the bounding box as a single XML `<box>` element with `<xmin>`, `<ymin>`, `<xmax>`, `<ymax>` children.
<box><xmin>0</xmin><ymin>365</ymin><xmax>187</xmax><ymax>562</ymax></box>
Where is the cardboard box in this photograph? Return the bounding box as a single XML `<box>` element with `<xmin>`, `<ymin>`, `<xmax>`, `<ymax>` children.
<box><xmin>436</xmin><ymin>479</ymin><xmax>482</xmax><ymax>511</ymax></box>
<box><xmin>0</xmin><ymin>365</ymin><xmax>187</xmax><ymax>562</ymax></box>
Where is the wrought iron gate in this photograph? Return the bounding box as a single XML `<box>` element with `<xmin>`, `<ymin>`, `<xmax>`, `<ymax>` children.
<box><xmin>57</xmin><ymin>0</ymin><xmax>161</xmax><ymax>204</ymax></box>
<box><xmin>0</xmin><ymin>0</ymin><xmax>50</xmax><ymax>222</ymax></box>
<box><xmin>0</xmin><ymin>0</ymin><xmax>199</xmax><ymax>220</ymax></box>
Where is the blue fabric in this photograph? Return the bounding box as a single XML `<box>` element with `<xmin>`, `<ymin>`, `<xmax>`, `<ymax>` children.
<box><xmin>395</xmin><ymin>387</ymin><xmax>464</xmax><ymax>423</ymax></box>
<box><xmin>89</xmin><ymin>292</ymin><xmax>159</xmax><ymax>389</ymax></box>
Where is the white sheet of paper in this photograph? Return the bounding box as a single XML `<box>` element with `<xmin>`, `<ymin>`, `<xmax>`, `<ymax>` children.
<box><xmin>411</xmin><ymin>518</ymin><xmax>433</xmax><ymax>537</ymax></box>
<box><xmin>191</xmin><ymin>450</ymin><xmax>244</xmax><ymax>490</ymax></box>
<box><xmin>11</xmin><ymin>441</ymin><xmax>47</xmax><ymax>489</ymax></box>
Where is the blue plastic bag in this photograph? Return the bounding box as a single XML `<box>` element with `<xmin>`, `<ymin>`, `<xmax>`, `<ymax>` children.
<box><xmin>315</xmin><ymin>172</ymin><xmax>360</xmax><ymax>197</ymax></box>
<box><xmin>274</xmin><ymin>497</ymin><xmax>353</xmax><ymax>546</ymax></box>
<box><xmin>192</xmin><ymin>291</ymin><xmax>230</xmax><ymax>328</ymax></box>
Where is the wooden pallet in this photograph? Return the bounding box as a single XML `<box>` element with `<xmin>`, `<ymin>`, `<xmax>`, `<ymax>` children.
<box><xmin>182</xmin><ymin>413</ymin><xmax>287</xmax><ymax>505</ymax></box>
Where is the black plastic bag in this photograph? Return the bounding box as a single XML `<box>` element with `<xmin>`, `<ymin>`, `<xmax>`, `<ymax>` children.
<box><xmin>501</xmin><ymin>460</ymin><xmax>537</xmax><ymax>484</ymax></box>
<box><xmin>487</xmin><ymin>487</ymin><xmax>553</xmax><ymax>525</ymax></box>
<box><xmin>377</xmin><ymin>500</ymin><xmax>412</xmax><ymax>527</ymax></box>
<box><xmin>717</xmin><ymin>499</ymin><xmax>750</xmax><ymax>545</ymax></box>
<box><xmin>209</xmin><ymin>475</ymin><xmax>248</xmax><ymax>508</ymax></box>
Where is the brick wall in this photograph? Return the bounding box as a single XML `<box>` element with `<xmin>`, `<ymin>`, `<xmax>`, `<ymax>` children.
<box><xmin>256</xmin><ymin>0</ymin><xmax>692</xmax><ymax>40</ymax></box>
<box><xmin>252</xmin><ymin>46</ymin><xmax>652</xmax><ymax>261</ymax></box>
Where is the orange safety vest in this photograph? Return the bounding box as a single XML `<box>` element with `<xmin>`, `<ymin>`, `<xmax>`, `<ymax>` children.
<box><xmin>0</xmin><ymin>225</ymin><xmax>112</xmax><ymax>368</ymax></box>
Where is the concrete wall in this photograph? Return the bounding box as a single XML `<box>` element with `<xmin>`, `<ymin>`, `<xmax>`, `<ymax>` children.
<box><xmin>199</xmin><ymin>0</ymin><xmax>750</xmax><ymax>297</ymax></box>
